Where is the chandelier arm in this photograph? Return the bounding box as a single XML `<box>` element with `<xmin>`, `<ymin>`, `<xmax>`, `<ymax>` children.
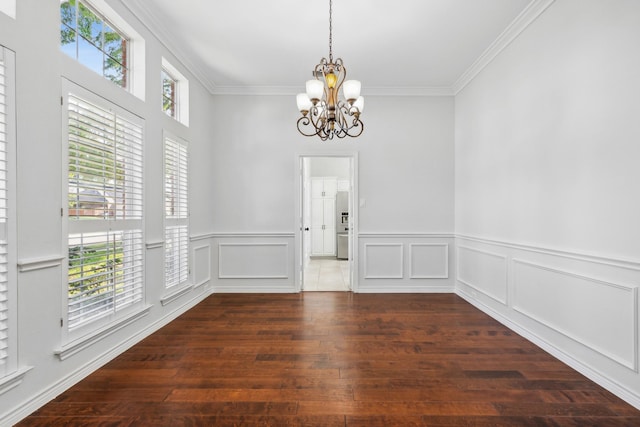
<box><xmin>335</xmin><ymin>102</ymin><xmax>364</xmax><ymax>138</ymax></box>
<box><xmin>297</xmin><ymin>116</ymin><xmax>320</xmax><ymax>137</ymax></box>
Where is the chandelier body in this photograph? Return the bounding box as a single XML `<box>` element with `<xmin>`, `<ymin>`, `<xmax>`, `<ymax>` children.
<box><xmin>296</xmin><ymin>0</ymin><xmax>364</xmax><ymax>141</ymax></box>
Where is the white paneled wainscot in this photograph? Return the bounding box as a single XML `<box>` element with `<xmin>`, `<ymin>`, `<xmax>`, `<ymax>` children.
<box><xmin>358</xmin><ymin>233</ymin><xmax>455</xmax><ymax>292</ymax></box>
<box><xmin>211</xmin><ymin>233</ymin><xmax>296</xmax><ymax>292</ymax></box>
<box><xmin>455</xmin><ymin>236</ymin><xmax>640</xmax><ymax>407</ymax></box>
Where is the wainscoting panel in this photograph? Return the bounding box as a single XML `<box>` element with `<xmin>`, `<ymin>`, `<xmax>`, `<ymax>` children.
<box><xmin>192</xmin><ymin>244</ymin><xmax>211</xmax><ymax>288</ymax></box>
<box><xmin>219</xmin><ymin>243</ymin><xmax>288</xmax><ymax>279</ymax></box>
<box><xmin>513</xmin><ymin>259</ymin><xmax>637</xmax><ymax>370</ymax></box>
<box><xmin>358</xmin><ymin>234</ymin><xmax>455</xmax><ymax>292</ymax></box>
<box><xmin>455</xmin><ymin>235</ymin><xmax>640</xmax><ymax>409</ymax></box>
<box><xmin>363</xmin><ymin>243</ymin><xmax>403</xmax><ymax>279</ymax></box>
<box><xmin>410</xmin><ymin>244</ymin><xmax>449</xmax><ymax>279</ymax></box>
<box><xmin>457</xmin><ymin>245</ymin><xmax>508</xmax><ymax>304</ymax></box>
<box><xmin>212</xmin><ymin>234</ymin><xmax>296</xmax><ymax>292</ymax></box>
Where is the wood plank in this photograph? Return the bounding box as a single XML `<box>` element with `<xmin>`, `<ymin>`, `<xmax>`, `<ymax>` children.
<box><xmin>16</xmin><ymin>293</ymin><xmax>640</xmax><ymax>426</ymax></box>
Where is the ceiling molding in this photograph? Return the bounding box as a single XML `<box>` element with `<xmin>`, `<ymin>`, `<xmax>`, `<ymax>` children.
<box><xmin>122</xmin><ymin>0</ymin><xmax>547</xmax><ymax>98</ymax></box>
<box><xmin>121</xmin><ymin>0</ymin><xmax>218</xmax><ymax>94</ymax></box>
<box><xmin>452</xmin><ymin>0</ymin><xmax>556</xmax><ymax>95</ymax></box>
<box><xmin>211</xmin><ymin>85</ymin><xmax>454</xmax><ymax>97</ymax></box>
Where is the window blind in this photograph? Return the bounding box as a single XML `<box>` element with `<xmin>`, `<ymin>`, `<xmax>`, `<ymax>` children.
<box><xmin>67</xmin><ymin>91</ymin><xmax>143</xmax><ymax>331</ymax></box>
<box><xmin>0</xmin><ymin>48</ymin><xmax>10</xmax><ymax>373</ymax></box>
<box><xmin>164</xmin><ymin>136</ymin><xmax>188</xmax><ymax>288</ymax></box>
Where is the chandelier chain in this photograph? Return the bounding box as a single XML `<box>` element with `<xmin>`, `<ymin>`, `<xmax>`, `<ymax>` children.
<box><xmin>329</xmin><ymin>0</ymin><xmax>333</xmax><ymax>62</ymax></box>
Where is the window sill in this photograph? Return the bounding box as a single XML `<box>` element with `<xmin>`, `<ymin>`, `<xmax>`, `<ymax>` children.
<box><xmin>0</xmin><ymin>366</ymin><xmax>33</xmax><ymax>396</ymax></box>
<box><xmin>161</xmin><ymin>284</ymin><xmax>193</xmax><ymax>306</ymax></box>
<box><xmin>55</xmin><ymin>305</ymin><xmax>152</xmax><ymax>361</ymax></box>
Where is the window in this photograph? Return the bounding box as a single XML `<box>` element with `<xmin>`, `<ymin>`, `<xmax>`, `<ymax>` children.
<box><xmin>0</xmin><ymin>46</ymin><xmax>16</xmax><ymax>378</ymax></box>
<box><xmin>164</xmin><ymin>135</ymin><xmax>188</xmax><ymax>289</ymax></box>
<box><xmin>66</xmin><ymin>87</ymin><xmax>144</xmax><ymax>334</ymax></box>
<box><xmin>161</xmin><ymin>69</ymin><xmax>177</xmax><ymax>118</ymax></box>
<box><xmin>161</xmin><ymin>58</ymin><xmax>189</xmax><ymax>126</ymax></box>
<box><xmin>61</xmin><ymin>0</ymin><xmax>129</xmax><ymax>88</ymax></box>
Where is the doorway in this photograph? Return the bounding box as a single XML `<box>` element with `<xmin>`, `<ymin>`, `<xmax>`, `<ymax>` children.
<box><xmin>298</xmin><ymin>154</ymin><xmax>357</xmax><ymax>292</ymax></box>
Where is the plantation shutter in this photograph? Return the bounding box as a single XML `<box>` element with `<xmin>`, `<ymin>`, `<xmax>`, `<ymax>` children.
<box><xmin>164</xmin><ymin>136</ymin><xmax>188</xmax><ymax>288</ymax></box>
<box><xmin>67</xmin><ymin>91</ymin><xmax>144</xmax><ymax>331</ymax></box>
<box><xmin>0</xmin><ymin>46</ymin><xmax>15</xmax><ymax>377</ymax></box>
<box><xmin>0</xmin><ymin>48</ymin><xmax>9</xmax><ymax>372</ymax></box>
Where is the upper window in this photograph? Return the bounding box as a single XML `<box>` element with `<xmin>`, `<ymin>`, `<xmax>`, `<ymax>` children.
<box><xmin>61</xmin><ymin>0</ymin><xmax>129</xmax><ymax>88</ymax></box>
<box><xmin>161</xmin><ymin>58</ymin><xmax>189</xmax><ymax>126</ymax></box>
<box><xmin>162</xmin><ymin>69</ymin><xmax>177</xmax><ymax>118</ymax></box>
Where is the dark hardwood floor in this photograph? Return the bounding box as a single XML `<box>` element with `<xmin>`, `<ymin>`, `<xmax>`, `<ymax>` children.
<box><xmin>18</xmin><ymin>293</ymin><xmax>640</xmax><ymax>426</ymax></box>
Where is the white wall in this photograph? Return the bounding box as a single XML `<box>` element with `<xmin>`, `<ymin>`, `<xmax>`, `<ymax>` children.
<box><xmin>309</xmin><ymin>157</ymin><xmax>350</xmax><ymax>180</ymax></box>
<box><xmin>455</xmin><ymin>0</ymin><xmax>640</xmax><ymax>408</ymax></box>
<box><xmin>0</xmin><ymin>1</ymin><xmax>215</xmax><ymax>423</ymax></box>
<box><xmin>208</xmin><ymin>94</ymin><xmax>456</xmax><ymax>292</ymax></box>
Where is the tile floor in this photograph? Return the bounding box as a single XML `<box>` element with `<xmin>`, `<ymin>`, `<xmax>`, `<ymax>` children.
<box><xmin>303</xmin><ymin>258</ymin><xmax>350</xmax><ymax>291</ymax></box>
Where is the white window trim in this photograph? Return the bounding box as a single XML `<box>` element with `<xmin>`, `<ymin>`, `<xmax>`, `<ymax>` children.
<box><xmin>0</xmin><ymin>46</ymin><xmax>17</xmax><ymax>383</ymax></box>
<box><xmin>161</xmin><ymin>58</ymin><xmax>189</xmax><ymax>126</ymax></box>
<box><xmin>61</xmin><ymin>79</ymin><xmax>146</xmax><ymax>345</ymax></box>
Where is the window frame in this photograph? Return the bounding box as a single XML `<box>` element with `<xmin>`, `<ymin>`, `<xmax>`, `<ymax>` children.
<box><xmin>59</xmin><ymin>0</ymin><xmax>146</xmax><ymax>101</ymax></box>
<box><xmin>61</xmin><ymin>80</ymin><xmax>145</xmax><ymax>344</ymax></box>
<box><xmin>0</xmin><ymin>45</ymin><xmax>17</xmax><ymax>381</ymax></box>
<box><xmin>161</xmin><ymin>58</ymin><xmax>189</xmax><ymax>126</ymax></box>
<box><xmin>163</xmin><ymin>133</ymin><xmax>189</xmax><ymax>291</ymax></box>
<box><xmin>60</xmin><ymin>0</ymin><xmax>130</xmax><ymax>90</ymax></box>
<box><xmin>161</xmin><ymin>68</ymin><xmax>178</xmax><ymax>119</ymax></box>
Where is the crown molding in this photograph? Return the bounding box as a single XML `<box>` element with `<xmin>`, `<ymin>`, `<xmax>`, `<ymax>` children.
<box><xmin>211</xmin><ymin>85</ymin><xmax>454</xmax><ymax>97</ymax></box>
<box><xmin>452</xmin><ymin>0</ymin><xmax>556</xmax><ymax>95</ymax></box>
<box><xmin>121</xmin><ymin>0</ymin><xmax>218</xmax><ymax>94</ymax></box>
<box><xmin>121</xmin><ymin>0</ymin><xmax>552</xmax><ymax>98</ymax></box>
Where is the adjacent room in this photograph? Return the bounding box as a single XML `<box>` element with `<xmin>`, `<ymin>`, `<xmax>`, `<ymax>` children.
<box><xmin>1</xmin><ymin>0</ymin><xmax>639</xmax><ymax>425</ymax></box>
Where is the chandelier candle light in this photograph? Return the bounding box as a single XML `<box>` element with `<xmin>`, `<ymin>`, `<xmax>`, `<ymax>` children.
<box><xmin>296</xmin><ymin>0</ymin><xmax>364</xmax><ymax>140</ymax></box>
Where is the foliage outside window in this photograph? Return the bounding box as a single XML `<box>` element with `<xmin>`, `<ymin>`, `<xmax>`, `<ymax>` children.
<box><xmin>162</xmin><ymin>70</ymin><xmax>177</xmax><ymax>118</ymax></box>
<box><xmin>60</xmin><ymin>0</ymin><xmax>129</xmax><ymax>88</ymax></box>
<box><xmin>66</xmin><ymin>91</ymin><xmax>143</xmax><ymax>331</ymax></box>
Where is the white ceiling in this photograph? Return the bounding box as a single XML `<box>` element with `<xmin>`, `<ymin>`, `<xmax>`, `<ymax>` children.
<box><xmin>126</xmin><ymin>0</ymin><xmax>535</xmax><ymax>95</ymax></box>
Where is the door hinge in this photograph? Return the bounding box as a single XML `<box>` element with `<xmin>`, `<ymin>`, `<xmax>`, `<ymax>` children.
<box><xmin>60</xmin><ymin>318</ymin><xmax>64</xmax><ymax>327</ymax></box>
<box><xmin>61</xmin><ymin>207</ymin><xmax>64</xmax><ymax>217</ymax></box>
<box><xmin>60</xmin><ymin>96</ymin><xmax>64</xmax><ymax>106</ymax></box>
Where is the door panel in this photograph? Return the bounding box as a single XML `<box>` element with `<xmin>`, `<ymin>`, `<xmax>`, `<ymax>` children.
<box><xmin>311</xmin><ymin>228</ymin><xmax>324</xmax><ymax>255</ymax></box>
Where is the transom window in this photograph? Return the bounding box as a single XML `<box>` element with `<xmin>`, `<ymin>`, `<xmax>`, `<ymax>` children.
<box><xmin>162</xmin><ymin>69</ymin><xmax>177</xmax><ymax>118</ymax></box>
<box><xmin>60</xmin><ymin>0</ymin><xmax>129</xmax><ymax>88</ymax></box>
<box><xmin>161</xmin><ymin>58</ymin><xmax>189</xmax><ymax>126</ymax></box>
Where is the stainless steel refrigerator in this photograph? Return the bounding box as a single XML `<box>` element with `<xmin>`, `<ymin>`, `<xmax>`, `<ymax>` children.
<box><xmin>336</xmin><ymin>191</ymin><xmax>349</xmax><ymax>259</ymax></box>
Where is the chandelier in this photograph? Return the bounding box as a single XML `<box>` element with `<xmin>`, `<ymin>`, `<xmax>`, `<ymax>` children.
<box><xmin>296</xmin><ymin>0</ymin><xmax>364</xmax><ymax>141</ymax></box>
